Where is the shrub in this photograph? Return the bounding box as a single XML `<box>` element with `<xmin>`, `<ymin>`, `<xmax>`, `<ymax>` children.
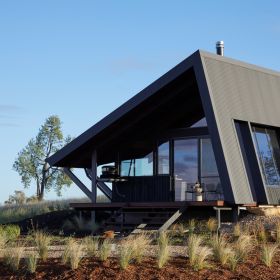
<box><xmin>156</xmin><ymin>232</ymin><xmax>171</xmax><ymax>269</ymax></box>
<box><xmin>206</xmin><ymin>217</ymin><xmax>217</xmax><ymax>232</ymax></box>
<box><xmin>209</xmin><ymin>234</ymin><xmax>232</xmax><ymax>265</ymax></box>
<box><xmin>187</xmin><ymin>219</ymin><xmax>196</xmax><ymax>233</ymax></box>
<box><xmin>99</xmin><ymin>238</ymin><xmax>111</xmax><ymax>261</ymax></box>
<box><xmin>194</xmin><ymin>246</ymin><xmax>212</xmax><ymax>270</ymax></box>
<box><xmin>69</xmin><ymin>243</ymin><xmax>83</xmax><ymax>270</ymax></box>
<box><xmin>82</xmin><ymin>236</ymin><xmax>99</xmax><ymax>258</ymax></box>
<box><xmin>235</xmin><ymin>235</ymin><xmax>253</xmax><ymax>262</ymax></box>
<box><xmin>0</xmin><ymin>225</ymin><xmax>20</xmax><ymax>239</ymax></box>
<box><xmin>118</xmin><ymin>240</ymin><xmax>136</xmax><ymax>270</ymax></box>
<box><xmin>25</xmin><ymin>251</ymin><xmax>39</xmax><ymax>273</ymax></box>
<box><xmin>34</xmin><ymin>231</ymin><xmax>52</xmax><ymax>261</ymax></box>
<box><xmin>260</xmin><ymin>243</ymin><xmax>279</xmax><ymax>267</ymax></box>
<box><xmin>186</xmin><ymin>235</ymin><xmax>203</xmax><ymax>266</ymax></box>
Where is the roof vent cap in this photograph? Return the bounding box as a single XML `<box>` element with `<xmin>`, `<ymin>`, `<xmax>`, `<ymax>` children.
<box><xmin>216</xmin><ymin>41</ymin><xmax>224</xmax><ymax>56</ymax></box>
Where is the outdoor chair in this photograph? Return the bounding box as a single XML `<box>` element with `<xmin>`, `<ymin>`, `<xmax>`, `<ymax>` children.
<box><xmin>205</xmin><ymin>183</ymin><xmax>216</xmax><ymax>200</ymax></box>
<box><xmin>214</xmin><ymin>182</ymin><xmax>223</xmax><ymax>200</ymax></box>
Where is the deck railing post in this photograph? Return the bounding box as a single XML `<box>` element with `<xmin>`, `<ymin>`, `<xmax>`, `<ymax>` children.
<box><xmin>91</xmin><ymin>149</ymin><xmax>97</xmax><ymax>222</ymax></box>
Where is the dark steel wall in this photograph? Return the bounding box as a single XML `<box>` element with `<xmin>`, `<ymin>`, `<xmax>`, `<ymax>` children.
<box><xmin>112</xmin><ymin>176</ymin><xmax>171</xmax><ymax>202</ymax></box>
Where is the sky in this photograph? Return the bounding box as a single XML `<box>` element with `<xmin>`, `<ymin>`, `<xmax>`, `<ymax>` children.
<box><xmin>1</xmin><ymin>0</ymin><xmax>280</xmax><ymax>205</ymax></box>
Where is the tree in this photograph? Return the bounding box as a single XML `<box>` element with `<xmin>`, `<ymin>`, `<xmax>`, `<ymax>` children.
<box><xmin>13</xmin><ymin>116</ymin><xmax>74</xmax><ymax>201</ymax></box>
<box><xmin>5</xmin><ymin>191</ymin><xmax>38</xmax><ymax>204</ymax></box>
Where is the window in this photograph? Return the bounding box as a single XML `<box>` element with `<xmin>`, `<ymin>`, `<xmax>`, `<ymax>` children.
<box><xmin>252</xmin><ymin>125</ymin><xmax>280</xmax><ymax>186</ymax></box>
<box><xmin>158</xmin><ymin>140</ymin><xmax>169</xmax><ymax>174</ymax></box>
<box><xmin>120</xmin><ymin>141</ymin><xmax>153</xmax><ymax>177</ymax></box>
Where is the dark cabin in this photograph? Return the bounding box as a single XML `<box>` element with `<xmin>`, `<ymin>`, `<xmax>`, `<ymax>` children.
<box><xmin>46</xmin><ymin>43</ymin><xmax>280</xmax><ymax>236</ymax></box>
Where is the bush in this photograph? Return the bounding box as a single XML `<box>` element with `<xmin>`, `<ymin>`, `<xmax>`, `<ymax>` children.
<box><xmin>260</xmin><ymin>243</ymin><xmax>279</xmax><ymax>267</ymax></box>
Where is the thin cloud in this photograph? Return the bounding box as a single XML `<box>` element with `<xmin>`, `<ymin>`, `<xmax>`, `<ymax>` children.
<box><xmin>0</xmin><ymin>122</ymin><xmax>21</xmax><ymax>127</ymax></box>
<box><xmin>0</xmin><ymin>104</ymin><xmax>23</xmax><ymax>111</ymax></box>
<box><xmin>106</xmin><ymin>58</ymin><xmax>158</xmax><ymax>77</ymax></box>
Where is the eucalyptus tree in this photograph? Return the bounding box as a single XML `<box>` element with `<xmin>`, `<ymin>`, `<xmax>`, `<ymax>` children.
<box><xmin>13</xmin><ymin>115</ymin><xmax>74</xmax><ymax>201</ymax></box>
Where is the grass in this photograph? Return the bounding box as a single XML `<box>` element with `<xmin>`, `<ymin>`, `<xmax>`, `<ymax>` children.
<box><xmin>260</xmin><ymin>243</ymin><xmax>279</xmax><ymax>267</ymax></box>
<box><xmin>186</xmin><ymin>234</ymin><xmax>203</xmax><ymax>266</ymax></box>
<box><xmin>0</xmin><ymin>225</ymin><xmax>20</xmax><ymax>238</ymax></box>
<box><xmin>169</xmin><ymin>224</ymin><xmax>177</xmax><ymax>237</ymax></box>
<box><xmin>0</xmin><ymin>195</ymin><xmax>108</xmax><ymax>224</ymax></box>
<box><xmin>209</xmin><ymin>234</ymin><xmax>232</xmax><ymax>265</ymax></box>
<box><xmin>187</xmin><ymin>219</ymin><xmax>196</xmax><ymax>233</ymax></box>
<box><xmin>156</xmin><ymin>232</ymin><xmax>171</xmax><ymax>269</ymax></box>
<box><xmin>82</xmin><ymin>236</ymin><xmax>99</xmax><ymax>258</ymax></box>
<box><xmin>6</xmin><ymin>243</ymin><xmax>25</xmax><ymax>272</ymax></box>
<box><xmin>206</xmin><ymin>217</ymin><xmax>217</xmax><ymax>232</ymax></box>
<box><xmin>69</xmin><ymin>243</ymin><xmax>83</xmax><ymax>270</ymax></box>
<box><xmin>133</xmin><ymin>232</ymin><xmax>151</xmax><ymax>263</ymax></box>
<box><xmin>194</xmin><ymin>246</ymin><xmax>212</xmax><ymax>270</ymax></box>
<box><xmin>0</xmin><ymin>232</ymin><xmax>9</xmax><ymax>250</ymax></box>
<box><xmin>233</xmin><ymin>222</ymin><xmax>241</xmax><ymax>238</ymax></box>
<box><xmin>235</xmin><ymin>235</ymin><xmax>253</xmax><ymax>262</ymax></box>
<box><xmin>25</xmin><ymin>251</ymin><xmax>39</xmax><ymax>273</ymax></box>
<box><xmin>99</xmin><ymin>238</ymin><xmax>111</xmax><ymax>261</ymax></box>
<box><xmin>118</xmin><ymin>240</ymin><xmax>136</xmax><ymax>270</ymax></box>
<box><xmin>229</xmin><ymin>252</ymin><xmax>240</xmax><ymax>270</ymax></box>
<box><xmin>34</xmin><ymin>231</ymin><xmax>52</xmax><ymax>261</ymax></box>
<box><xmin>197</xmin><ymin>220</ymin><xmax>205</xmax><ymax>232</ymax></box>
<box><xmin>176</xmin><ymin>223</ymin><xmax>185</xmax><ymax>236</ymax></box>
<box><xmin>61</xmin><ymin>239</ymin><xmax>75</xmax><ymax>264</ymax></box>
<box><xmin>62</xmin><ymin>216</ymin><xmax>100</xmax><ymax>231</ymax></box>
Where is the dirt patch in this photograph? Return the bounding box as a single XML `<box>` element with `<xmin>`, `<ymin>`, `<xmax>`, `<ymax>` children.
<box><xmin>1</xmin><ymin>245</ymin><xmax>280</xmax><ymax>280</ymax></box>
<box><xmin>6</xmin><ymin>210</ymin><xmax>110</xmax><ymax>237</ymax></box>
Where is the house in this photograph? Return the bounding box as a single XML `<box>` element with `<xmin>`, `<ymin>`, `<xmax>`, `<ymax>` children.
<box><xmin>46</xmin><ymin>42</ymin><xmax>280</xmax><ymax>236</ymax></box>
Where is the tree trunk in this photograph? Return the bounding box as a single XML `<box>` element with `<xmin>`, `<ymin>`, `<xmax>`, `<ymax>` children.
<box><xmin>36</xmin><ymin>172</ymin><xmax>41</xmax><ymax>199</ymax></box>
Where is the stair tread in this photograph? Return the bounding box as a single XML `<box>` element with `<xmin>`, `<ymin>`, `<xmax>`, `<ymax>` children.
<box><xmin>116</xmin><ymin>211</ymin><xmax>176</xmax><ymax>214</ymax></box>
<box><xmin>111</xmin><ymin>216</ymin><xmax>170</xmax><ymax>219</ymax></box>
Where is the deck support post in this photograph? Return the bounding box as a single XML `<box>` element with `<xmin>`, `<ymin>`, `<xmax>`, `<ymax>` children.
<box><xmin>216</xmin><ymin>208</ymin><xmax>221</xmax><ymax>229</ymax></box>
<box><xmin>91</xmin><ymin>149</ymin><xmax>97</xmax><ymax>222</ymax></box>
<box><xmin>232</xmin><ymin>206</ymin><xmax>240</xmax><ymax>222</ymax></box>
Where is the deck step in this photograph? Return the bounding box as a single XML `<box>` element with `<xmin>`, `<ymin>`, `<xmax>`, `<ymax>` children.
<box><xmin>105</xmin><ymin>221</ymin><xmax>166</xmax><ymax>225</ymax></box>
<box><xmin>116</xmin><ymin>211</ymin><xmax>176</xmax><ymax>214</ymax></box>
<box><xmin>111</xmin><ymin>216</ymin><xmax>170</xmax><ymax>220</ymax></box>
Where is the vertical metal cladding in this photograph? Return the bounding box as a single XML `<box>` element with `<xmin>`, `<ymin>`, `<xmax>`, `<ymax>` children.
<box><xmin>203</xmin><ymin>56</ymin><xmax>280</xmax><ymax>204</ymax></box>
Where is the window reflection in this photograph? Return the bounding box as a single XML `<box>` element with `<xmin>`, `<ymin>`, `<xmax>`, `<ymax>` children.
<box><xmin>252</xmin><ymin>126</ymin><xmax>280</xmax><ymax>186</ymax></box>
<box><xmin>158</xmin><ymin>140</ymin><xmax>169</xmax><ymax>174</ymax></box>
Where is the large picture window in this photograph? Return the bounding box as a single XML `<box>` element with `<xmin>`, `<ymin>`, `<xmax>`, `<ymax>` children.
<box><xmin>158</xmin><ymin>140</ymin><xmax>170</xmax><ymax>175</ymax></box>
<box><xmin>252</xmin><ymin>125</ymin><xmax>280</xmax><ymax>186</ymax></box>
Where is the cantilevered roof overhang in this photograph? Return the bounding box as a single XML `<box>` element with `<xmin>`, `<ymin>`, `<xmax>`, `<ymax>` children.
<box><xmin>46</xmin><ymin>49</ymin><xmax>280</xmax><ymax>205</ymax></box>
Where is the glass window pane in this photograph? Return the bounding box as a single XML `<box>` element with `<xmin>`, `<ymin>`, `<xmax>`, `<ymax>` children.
<box><xmin>252</xmin><ymin>126</ymin><xmax>280</xmax><ymax>186</ymax></box>
<box><xmin>201</xmin><ymin>138</ymin><xmax>219</xmax><ymax>177</ymax></box>
<box><xmin>158</xmin><ymin>140</ymin><xmax>169</xmax><ymax>174</ymax></box>
<box><xmin>120</xmin><ymin>140</ymin><xmax>153</xmax><ymax>177</ymax></box>
<box><xmin>174</xmin><ymin>139</ymin><xmax>198</xmax><ymax>201</ymax></box>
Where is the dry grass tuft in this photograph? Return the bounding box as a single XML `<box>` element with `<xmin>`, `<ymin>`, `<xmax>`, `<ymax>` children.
<box><xmin>260</xmin><ymin>243</ymin><xmax>279</xmax><ymax>267</ymax></box>
<box><xmin>133</xmin><ymin>232</ymin><xmax>151</xmax><ymax>263</ymax></box>
<box><xmin>186</xmin><ymin>234</ymin><xmax>204</xmax><ymax>266</ymax></box>
<box><xmin>233</xmin><ymin>222</ymin><xmax>241</xmax><ymax>238</ymax></box>
<box><xmin>25</xmin><ymin>251</ymin><xmax>39</xmax><ymax>273</ymax></box>
<box><xmin>6</xmin><ymin>243</ymin><xmax>25</xmax><ymax>272</ymax></box>
<box><xmin>194</xmin><ymin>246</ymin><xmax>212</xmax><ymax>270</ymax></box>
<box><xmin>169</xmin><ymin>224</ymin><xmax>177</xmax><ymax>237</ymax></box>
<box><xmin>209</xmin><ymin>234</ymin><xmax>232</xmax><ymax>265</ymax></box>
<box><xmin>83</xmin><ymin>220</ymin><xmax>100</xmax><ymax>231</ymax></box>
<box><xmin>187</xmin><ymin>219</ymin><xmax>196</xmax><ymax>233</ymax></box>
<box><xmin>82</xmin><ymin>236</ymin><xmax>99</xmax><ymax>258</ymax></box>
<box><xmin>118</xmin><ymin>240</ymin><xmax>136</xmax><ymax>270</ymax></box>
<box><xmin>229</xmin><ymin>251</ymin><xmax>240</xmax><ymax>270</ymax></box>
<box><xmin>235</xmin><ymin>235</ymin><xmax>253</xmax><ymax>262</ymax></box>
<box><xmin>34</xmin><ymin>230</ymin><xmax>52</xmax><ymax>261</ymax></box>
<box><xmin>206</xmin><ymin>217</ymin><xmax>217</xmax><ymax>232</ymax></box>
<box><xmin>99</xmin><ymin>238</ymin><xmax>111</xmax><ymax>261</ymax></box>
<box><xmin>176</xmin><ymin>223</ymin><xmax>185</xmax><ymax>236</ymax></box>
<box><xmin>69</xmin><ymin>243</ymin><xmax>83</xmax><ymax>270</ymax></box>
<box><xmin>156</xmin><ymin>232</ymin><xmax>171</xmax><ymax>269</ymax></box>
<box><xmin>61</xmin><ymin>239</ymin><xmax>75</xmax><ymax>264</ymax></box>
<box><xmin>0</xmin><ymin>232</ymin><xmax>8</xmax><ymax>250</ymax></box>
<box><xmin>197</xmin><ymin>220</ymin><xmax>205</xmax><ymax>232</ymax></box>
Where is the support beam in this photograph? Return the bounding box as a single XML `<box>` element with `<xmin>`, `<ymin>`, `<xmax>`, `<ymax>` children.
<box><xmin>91</xmin><ymin>150</ymin><xmax>97</xmax><ymax>203</ymax></box>
<box><xmin>216</xmin><ymin>209</ymin><xmax>221</xmax><ymax>229</ymax></box>
<box><xmin>232</xmin><ymin>206</ymin><xmax>240</xmax><ymax>222</ymax></box>
<box><xmin>64</xmin><ymin>168</ymin><xmax>92</xmax><ymax>199</ymax></box>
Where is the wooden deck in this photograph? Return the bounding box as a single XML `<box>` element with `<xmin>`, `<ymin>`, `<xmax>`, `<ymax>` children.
<box><xmin>69</xmin><ymin>201</ymin><xmax>257</xmax><ymax>211</ymax></box>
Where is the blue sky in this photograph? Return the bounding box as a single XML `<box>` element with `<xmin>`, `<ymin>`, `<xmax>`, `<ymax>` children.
<box><xmin>1</xmin><ymin>1</ymin><xmax>280</xmax><ymax>204</ymax></box>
